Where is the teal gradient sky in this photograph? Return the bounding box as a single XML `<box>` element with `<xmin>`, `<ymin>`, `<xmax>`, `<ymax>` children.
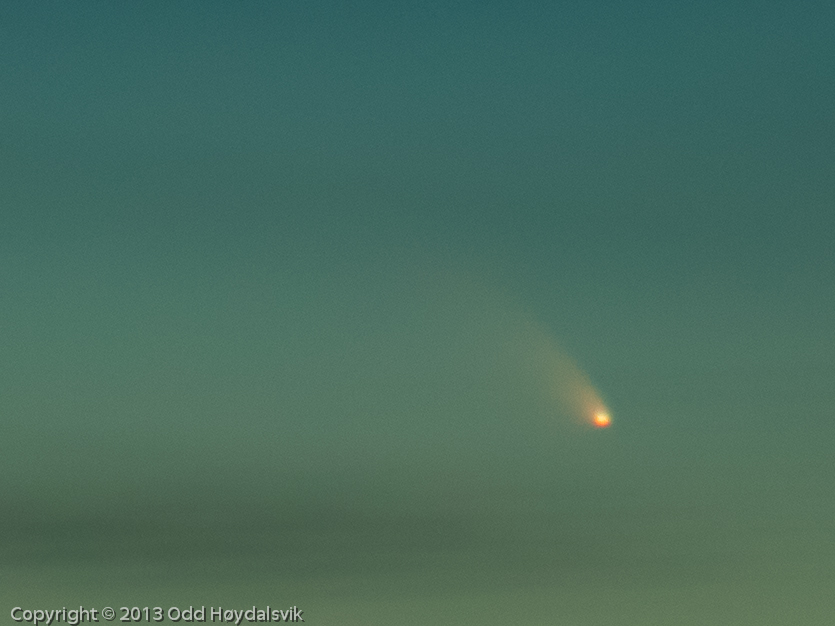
<box><xmin>2</xmin><ymin>3</ymin><xmax>834</xmax><ymax>624</ymax></box>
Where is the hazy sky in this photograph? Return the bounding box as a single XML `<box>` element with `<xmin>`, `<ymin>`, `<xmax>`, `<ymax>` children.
<box><xmin>2</xmin><ymin>3</ymin><xmax>834</xmax><ymax>624</ymax></box>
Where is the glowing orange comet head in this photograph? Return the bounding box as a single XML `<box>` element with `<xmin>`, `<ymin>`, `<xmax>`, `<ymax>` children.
<box><xmin>593</xmin><ymin>412</ymin><xmax>612</xmax><ymax>428</ymax></box>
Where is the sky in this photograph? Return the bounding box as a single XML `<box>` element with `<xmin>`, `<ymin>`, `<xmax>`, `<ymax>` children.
<box><xmin>2</xmin><ymin>2</ymin><xmax>834</xmax><ymax>624</ymax></box>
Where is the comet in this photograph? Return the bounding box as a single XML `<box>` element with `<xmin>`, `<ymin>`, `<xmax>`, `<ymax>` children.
<box><xmin>542</xmin><ymin>340</ymin><xmax>611</xmax><ymax>429</ymax></box>
<box><xmin>413</xmin><ymin>267</ymin><xmax>612</xmax><ymax>431</ymax></box>
<box><xmin>512</xmin><ymin>317</ymin><xmax>612</xmax><ymax>430</ymax></box>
